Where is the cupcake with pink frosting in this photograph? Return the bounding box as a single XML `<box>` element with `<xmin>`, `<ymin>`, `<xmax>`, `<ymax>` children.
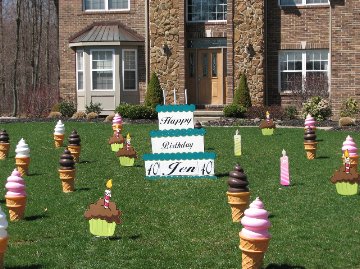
<box><xmin>239</xmin><ymin>197</ymin><xmax>271</xmax><ymax>269</ymax></box>
<box><xmin>112</xmin><ymin>113</ymin><xmax>123</xmax><ymax>132</ymax></box>
<box><xmin>304</xmin><ymin>114</ymin><xmax>316</xmax><ymax>130</ymax></box>
<box><xmin>5</xmin><ymin>169</ymin><xmax>27</xmax><ymax>221</ymax></box>
<box><xmin>342</xmin><ymin>135</ymin><xmax>359</xmax><ymax>168</ymax></box>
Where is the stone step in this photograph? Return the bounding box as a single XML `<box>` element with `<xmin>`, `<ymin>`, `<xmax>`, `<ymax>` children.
<box><xmin>193</xmin><ymin>110</ymin><xmax>224</xmax><ymax>117</ymax></box>
<box><xmin>194</xmin><ymin>116</ymin><xmax>223</xmax><ymax>123</ymax></box>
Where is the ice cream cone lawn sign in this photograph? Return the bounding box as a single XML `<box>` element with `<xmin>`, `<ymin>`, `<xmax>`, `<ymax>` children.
<box><xmin>5</xmin><ymin>169</ymin><xmax>27</xmax><ymax>221</ymax></box>
<box><xmin>15</xmin><ymin>138</ymin><xmax>30</xmax><ymax>176</ymax></box>
<box><xmin>67</xmin><ymin>130</ymin><xmax>81</xmax><ymax>162</ymax></box>
<box><xmin>58</xmin><ymin>148</ymin><xmax>76</xmax><ymax>193</ymax></box>
<box><xmin>341</xmin><ymin>135</ymin><xmax>359</xmax><ymax>169</ymax></box>
<box><xmin>240</xmin><ymin>197</ymin><xmax>271</xmax><ymax>269</ymax></box>
<box><xmin>53</xmin><ymin>120</ymin><xmax>65</xmax><ymax>147</ymax></box>
<box><xmin>84</xmin><ymin>179</ymin><xmax>122</xmax><ymax>237</ymax></box>
<box><xmin>112</xmin><ymin>113</ymin><xmax>123</xmax><ymax>132</ymax></box>
<box><xmin>304</xmin><ymin>126</ymin><xmax>317</xmax><ymax>160</ymax></box>
<box><xmin>226</xmin><ymin>164</ymin><xmax>249</xmax><ymax>222</ymax></box>
<box><xmin>0</xmin><ymin>130</ymin><xmax>10</xmax><ymax>160</ymax></box>
<box><xmin>0</xmin><ymin>205</ymin><xmax>9</xmax><ymax>269</ymax></box>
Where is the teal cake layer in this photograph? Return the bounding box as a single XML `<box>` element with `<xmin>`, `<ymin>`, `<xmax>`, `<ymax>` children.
<box><xmin>143</xmin><ymin>152</ymin><xmax>216</xmax><ymax>161</ymax></box>
<box><xmin>146</xmin><ymin>175</ymin><xmax>217</xmax><ymax>180</ymax></box>
<box><xmin>150</xmin><ymin>128</ymin><xmax>206</xmax><ymax>138</ymax></box>
<box><xmin>156</xmin><ymin>104</ymin><xmax>196</xmax><ymax>113</ymax></box>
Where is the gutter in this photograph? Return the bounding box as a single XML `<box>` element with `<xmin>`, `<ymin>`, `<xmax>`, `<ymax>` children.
<box><xmin>145</xmin><ymin>0</ymin><xmax>149</xmax><ymax>86</ymax></box>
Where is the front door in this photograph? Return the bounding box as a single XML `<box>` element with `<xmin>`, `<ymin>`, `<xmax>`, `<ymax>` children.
<box><xmin>197</xmin><ymin>49</ymin><xmax>223</xmax><ymax>104</ymax></box>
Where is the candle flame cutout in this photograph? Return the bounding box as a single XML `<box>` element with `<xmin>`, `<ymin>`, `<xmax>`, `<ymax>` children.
<box><xmin>344</xmin><ymin>149</ymin><xmax>350</xmax><ymax>159</ymax></box>
<box><xmin>236</xmin><ymin>129</ymin><xmax>239</xmax><ymax>135</ymax></box>
<box><xmin>266</xmin><ymin>111</ymin><xmax>270</xmax><ymax>117</ymax></box>
<box><xmin>282</xmin><ymin>149</ymin><xmax>286</xmax><ymax>157</ymax></box>
<box><xmin>106</xmin><ymin>179</ymin><xmax>112</xmax><ymax>189</ymax></box>
<box><xmin>126</xmin><ymin>133</ymin><xmax>131</xmax><ymax>140</ymax></box>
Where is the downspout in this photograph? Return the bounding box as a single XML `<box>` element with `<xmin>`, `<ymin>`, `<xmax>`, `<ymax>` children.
<box><xmin>264</xmin><ymin>0</ymin><xmax>268</xmax><ymax>106</ymax></box>
<box><xmin>145</xmin><ymin>0</ymin><xmax>149</xmax><ymax>87</ymax></box>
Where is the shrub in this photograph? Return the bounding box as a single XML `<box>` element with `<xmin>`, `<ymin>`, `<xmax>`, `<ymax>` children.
<box><xmin>51</xmin><ymin>103</ymin><xmax>60</xmax><ymax>112</ymax></box>
<box><xmin>47</xmin><ymin>112</ymin><xmax>62</xmax><ymax>119</ymax></box>
<box><xmin>145</xmin><ymin>72</ymin><xmax>163</xmax><ymax>107</ymax></box>
<box><xmin>340</xmin><ymin>97</ymin><xmax>359</xmax><ymax>117</ymax></box>
<box><xmin>71</xmin><ymin>111</ymin><xmax>87</xmax><ymax>119</ymax></box>
<box><xmin>58</xmin><ymin>100</ymin><xmax>76</xmax><ymax>118</ymax></box>
<box><xmin>245</xmin><ymin>106</ymin><xmax>285</xmax><ymax>120</ymax></box>
<box><xmin>284</xmin><ymin>106</ymin><xmax>298</xmax><ymax>120</ymax></box>
<box><xmin>302</xmin><ymin>96</ymin><xmax>332</xmax><ymax>121</ymax></box>
<box><xmin>86</xmin><ymin>112</ymin><xmax>99</xmax><ymax>120</ymax></box>
<box><xmin>85</xmin><ymin>101</ymin><xmax>102</xmax><ymax>115</ymax></box>
<box><xmin>233</xmin><ymin>74</ymin><xmax>252</xmax><ymax>108</ymax></box>
<box><xmin>115</xmin><ymin>104</ymin><xmax>157</xmax><ymax>119</ymax></box>
<box><xmin>223</xmin><ymin>104</ymin><xmax>247</xmax><ymax>118</ymax></box>
<box><xmin>104</xmin><ymin>114</ymin><xmax>115</xmax><ymax>123</ymax></box>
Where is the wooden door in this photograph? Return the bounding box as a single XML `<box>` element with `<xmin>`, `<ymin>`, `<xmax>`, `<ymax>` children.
<box><xmin>197</xmin><ymin>49</ymin><xmax>223</xmax><ymax>104</ymax></box>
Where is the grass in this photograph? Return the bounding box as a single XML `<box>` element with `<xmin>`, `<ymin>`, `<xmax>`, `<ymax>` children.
<box><xmin>0</xmin><ymin>122</ymin><xmax>360</xmax><ymax>268</ymax></box>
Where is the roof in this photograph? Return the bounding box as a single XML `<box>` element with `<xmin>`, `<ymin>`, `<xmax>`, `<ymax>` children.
<box><xmin>69</xmin><ymin>22</ymin><xmax>144</xmax><ymax>47</ymax></box>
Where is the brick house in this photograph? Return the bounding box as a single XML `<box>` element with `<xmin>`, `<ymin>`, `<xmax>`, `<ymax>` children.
<box><xmin>59</xmin><ymin>0</ymin><xmax>354</xmax><ymax>117</ymax></box>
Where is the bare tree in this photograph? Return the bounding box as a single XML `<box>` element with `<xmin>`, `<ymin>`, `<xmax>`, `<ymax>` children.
<box><xmin>12</xmin><ymin>0</ymin><xmax>21</xmax><ymax>116</ymax></box>
<box><xmin>0</xmin><ymin>0</ymin><xmax>4</xmax><ymax>96</ymax></box>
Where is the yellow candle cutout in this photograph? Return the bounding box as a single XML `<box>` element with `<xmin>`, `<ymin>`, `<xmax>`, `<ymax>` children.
<box><xmin>234</xmin><ymin>129</ymin><xmax>241</xmax><ymax>156</ymax></box>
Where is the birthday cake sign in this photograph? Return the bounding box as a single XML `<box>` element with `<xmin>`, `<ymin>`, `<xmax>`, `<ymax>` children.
<box><xmin>143</xmin><ymin>104</ymin><xmax>216</xmax><ymax>179</ymax></box>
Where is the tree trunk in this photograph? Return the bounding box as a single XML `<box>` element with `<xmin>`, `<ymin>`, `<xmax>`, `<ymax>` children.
<box><xmin>0</xmin><ymin>0</ymin><xmax>4</xmax><ymax>96</ymax></box>
<box><xmin>34</xmin><ymin>0</ymin><xmax>43</xmax><ymax>90</ymax></box>
<box><xmin>13</xmin><ymin>0</ymin><xmax>22</xmax><ymax>116</ymax></box>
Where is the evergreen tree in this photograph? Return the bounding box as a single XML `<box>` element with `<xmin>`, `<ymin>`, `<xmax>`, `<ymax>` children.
<box><xmin>145</xmin><ymin>72</ymin><xmax>163</xmax><ymax>107</ymax></box>
<box><xmin>233</xmin><ymin>74</ymin><xmax>252</xmax><ymax>108</ymax></box>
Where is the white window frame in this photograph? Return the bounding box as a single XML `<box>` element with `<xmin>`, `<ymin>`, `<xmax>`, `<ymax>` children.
<box><xmin>76</xmin><ymin>50</ymin><xmax>84</xmax><ymax>91</ymax></box>
<box><xmin>278</xmin><ymin>50</ymin><xmax>329</xmax><ymax>93</ymax></box>
<box><xmin>279</xmin><ymin>0</ymin><xmax>329</xmax><ymax>7</ymax></box>
<box><xmin>90</xmin><ymin>49</ymin><xmax>115</xmax><ymax>91</ymax></box>
<box><xmin>84</xmin><ymin>0</ymin><xmax>130</xmax><ymax>12</ymax></box>
<box><xmin>122</xmin><ymin>49</ymin><xmax>138</xmax><ymax>92</ymax></box>
<box><xmin>186</xmin><ymin>0</ymin><xmax>227</xmax><ymax>23</ymax></box>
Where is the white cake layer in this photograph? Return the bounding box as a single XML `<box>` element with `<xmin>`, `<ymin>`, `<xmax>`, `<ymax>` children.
<box><xmin>151</xmin><ymin>135</ymin><xmax>204</xmax><ymax>154</ymax></box>
<box><xmin>145</xmin><ymin>159</ymin><xmax>215</xmax><ymax>177</ymax></box>
<box><xmin>158</xmin><ymin>111</ymin><xmax>194</xmax><ymax>130</ymax></box>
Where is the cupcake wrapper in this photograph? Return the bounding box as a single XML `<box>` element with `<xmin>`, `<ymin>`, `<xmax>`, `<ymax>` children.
<box><xmin>261</xmin><ymin>128</ymin><xmax>274</xmax><ymax>136</ymax></box>
<box><xmin>111</xmin><ymin>143</ymin><xmax>123</xmax><ymax>152</ymax></box>
<box><xmin>89</xmin><ymin>219</ymin><xmax>116</xmax><ymax>237</ymax></box>
<box><xmin>335</xmin><ymin>182</ymin><xmax>358</xmax><ymax>196</ymax></box>
<box><xmin>119</xmin><ymin>157</ymin><xmax>135</xmax><ymax>166</ymax></box>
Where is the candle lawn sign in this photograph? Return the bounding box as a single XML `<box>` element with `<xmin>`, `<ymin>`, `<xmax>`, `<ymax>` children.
<box><xmin>143</xmin><ymin>104</ymin><xmax>216</xmax><ymax>179</ymax></box>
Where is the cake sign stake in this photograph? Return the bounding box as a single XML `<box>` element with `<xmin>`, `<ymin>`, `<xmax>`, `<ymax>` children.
<box><xmin>104</xmin><ymin>179</ymin><xmax>112</xmax><ymax>209</ymax></box>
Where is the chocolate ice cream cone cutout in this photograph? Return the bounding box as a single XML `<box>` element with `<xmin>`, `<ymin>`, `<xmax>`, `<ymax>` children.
<box><xmin>0</xmin><ymin>130</ymin><xmax>10</xmax><ymax>160</ymax></box>
<box><xmin>304</xmin><ymin>126</ymin><xmax>317</xmax><ymax>160</ymax></box>
<box><xmin>67</xmin><ymin>130</ymin><xmax>81</xmax><ymax>162</ymax></box>
<box><xmin>226</xmin><ymin>164</ymin><xmax>249</xmax><ymax>222</ymax></box>
<box><xmin>58</xmin><ymin>148</ymin><xmax>76</xmax><ymax>192</ymax></box>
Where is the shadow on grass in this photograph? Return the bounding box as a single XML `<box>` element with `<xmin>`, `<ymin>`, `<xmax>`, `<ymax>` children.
<box><xmin>316</xmin><ymin>156</ymin><xmax>330</xmax><ymax>159</ymax></box>
<box><xmin>6</xmin><ymin>265</ymin><xmax>43</xmax><ymax>269</ymax></box>
<box><xmin>133</xmin><ymin>164</ymin><xmax>143</xmax><ymax>168</ymax></box>
<box><xmin>79</xmin><ymin>160</ymin><xmax>95</xmax><ymax>164</ymax></box>
<box><xmin>76</xmin><ymin>187</ymin><xmax>91</xmax><ymax>192</ymax></box>
<box><xmin>215</xmin><ymin>172</ymin><xmax>229</xmax><ymax>177</ymax></box>
<box><xmin>108</xmin><ymin>234</ymin><xmax>141</xmax><ymax>241</ymax></box>
<box><xmin>28</xmin><ymin>173</ymin><xmax>44</xmax><ymax>176</ymax></box>
<box><xmin>0</xmin><ymin>199</ymin><xmax>5</xmax><ymax>203</ymax></box>
<box><xmin>265</xmin><ymin>264</ymin><xmax>305</xmax><ymax>269</ymax></box>
<box><xmin>24</xmin><ymin>214</ymin><xmax>48</xmax><ymax>221</ymax></box>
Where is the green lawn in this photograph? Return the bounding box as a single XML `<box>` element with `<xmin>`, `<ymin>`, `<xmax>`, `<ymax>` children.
<box><xmin>0</xmin><ymin>122</ymin><xmax>360</xmax><ymax>269</ymax></box>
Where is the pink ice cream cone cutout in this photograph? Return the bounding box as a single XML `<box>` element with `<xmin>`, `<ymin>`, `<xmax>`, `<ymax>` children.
<box><xmin>342</xmin><ymin>135</ymin><xmax>359</xmax><ymax>169</ymax></box>
<box><xmin>304</xmin><ymin>114</ymin><xmax>316</xmax><ymax>130</ymax></box>
<box><xmin>239</xmin><ymin>197</ymin><xmax>271</xmax><ymax>269</ymax></box>
<box><xmin>5</xmin><ymin>169</ymin><xmax>27</xmax><ymax>221</ymax></box>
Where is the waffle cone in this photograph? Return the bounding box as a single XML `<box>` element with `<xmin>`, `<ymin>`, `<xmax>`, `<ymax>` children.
<box><xmin>15</xmin><ymin>157</ymin><xmax>30</xmax><ymax>176</ymax></box>
<box><xmin>239</xmin><ymin>234</ymin><xmax>270</xmax><ymax>269</ymax></box>
<box><xmin>0</xmin><ymin>143</ymin><xmax>10</xmax><ymax>160</ymax></box>
<box><xmin>304</xmin><ymin>142</ymin><xmax>317</xmax><ymax>160</ymax></box>
<box><xmin>0</xmin><ymin>237</ymin><xmax>7</xmax><ymax>269</ymax></box>
<box><xmin>54</xmin><ymin>134</ymin><xmax>65</xmax><ymax>148</ymax></box>
<box><xmin>5</xmin><ymin>196</ymin><xmax>26</xmax><ymax>221</ymax></box>
<box><xmin>226</xmin><ymin>192</ymin><xmax>250</xmax><ymax>222</ymax></box>
<box><xmin>58</xmin><ymin>169</ymin><xmax>75</xmax><ymax>192</ymax></box>
<box><xmin>68</xmin><ymin>145</ymin><xmax>81</xmax><ymax>162</ymax></box>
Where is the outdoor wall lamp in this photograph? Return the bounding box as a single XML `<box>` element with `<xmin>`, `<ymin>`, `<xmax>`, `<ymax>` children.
<box><xmin>245</xmin><ymin>43</ymin><xmax>255</xmax><ymax>58</ymax></box>
<box><xmin>162</xmin><ymin>44</ymin><xmax>171</xmax><ymax>56</ymax></box>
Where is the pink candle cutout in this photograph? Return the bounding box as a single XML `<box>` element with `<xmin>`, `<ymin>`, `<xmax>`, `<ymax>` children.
<box><xmin>126</xmin><ymin>133</ymin><xmax>131</xmax><ymax>151</ymax></box>
<box><xmin>103</xmin><ymin>179</ymin><xmax>112</xmax><ymax>209</ymax></box>
<box><xmin>344</xmin><ymin>149</ymin><xmax>351</xmax><ymax>174</ymax></box>
<box><xmin>280</xmin><ymin>149</ymin><xmax>290</xmax><ymax>186</ymax></box>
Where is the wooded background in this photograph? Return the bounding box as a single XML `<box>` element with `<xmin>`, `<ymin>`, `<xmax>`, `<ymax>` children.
<box><xmin>0</xmin><ymin>0</ymin><xmax>59</xmax><ymax>116</ymax></box>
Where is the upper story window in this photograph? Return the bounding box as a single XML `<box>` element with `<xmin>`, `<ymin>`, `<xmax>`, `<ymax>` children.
<box><xmin>84</xmin><ymin>0</ymin><xmax>130</xmax><ymax>11</ymax></box>
<box><xmin>76</xmin><ymin>50</ymin><xmax>84</xmax><ymax>91</ymax></box>
<box><xmin>91</xmin><ymin>49</ymin><xmax>114</xmax><ymax>91</ymax></box>
<box><xmin>279</xmin><ymin>50</ymin><xmax>328</xmax><ymax>92</ymax></box>
<box><xmin>187</xmin><ymin>0</ymin><xmax>227</xmax><ymax>22</ymax></box>
<box><xmin>279</xmin><ymin>0</ymin><xmax>329</xmax><ymax>6</ymax></box>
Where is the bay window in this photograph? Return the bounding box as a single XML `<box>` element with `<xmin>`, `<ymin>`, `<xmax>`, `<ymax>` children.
<box><xmin>91</xmin><ymin>50</ymin><xmax>114</xmax><ymax>91</ymax></box>
<box><xmin>279</xmin><ymin>50</ymin><xmax>328</xmax><ymax>92</ymax></box>
<box><xmin>122</xmin><ymin>49</ymin><xmax>137</xmax><ymax>91</ymax></box>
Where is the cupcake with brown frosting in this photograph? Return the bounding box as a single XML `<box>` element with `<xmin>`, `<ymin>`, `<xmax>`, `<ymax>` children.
<box><xmin>259</xmin><ymin>111</ymin><xmax>276</xmax><ymax>135</ymax></box>
<box><xmin>116</xmin><ymin>133</ymin><xmax>138</xmax><ymax>166</ymax></box>
<box><xmin>108</xmin><ymin>129</ymin><xmax>124</xmax><ymax>152</ymax></box>
<box><xmin>330</xmin><ymin>165</ymin><xmax>360</xmax><ymax>195</ymax></box>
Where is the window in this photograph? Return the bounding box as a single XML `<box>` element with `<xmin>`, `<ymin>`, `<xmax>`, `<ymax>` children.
<box><xmin>279</xmin><ymin>0</ymin><xmax>328</xmax><ymax>6</ymax></box>
<box><xmin>84</xmin><ymin>0</ymin><xmax>130</xmax><ymax>11</ymax></box>
<box><xmin>76</xmin><ymin>50</ymin><xmax>84</xmax><ymax>91</ymax></box>
<box><xmin>91</xmin><ymin>50</ymin><xmax>114</xmax><ymax>91</ymax></box>
<box><xmin>279</xmin><ymin>50</ymin><xmax>328</xmax><ymax>92</ymax></box>
<box><xmin>211</xmin><ymin>52</ymin><xmax>217</xmax><ymax>77</ymax></box>
<box><xmin>122</xmin><ymin>49</ymin><xmax>137</xmax><ymax>91</ymax></box>
<box><xmin>187</xmin><ymin>0</ymin><xmax>227</xmax><ymax>22</ymax></box>
<box><xmin>189</xmin><ymin>52</ymin><xmax>195</xmax><ymax>77</ymax></box>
